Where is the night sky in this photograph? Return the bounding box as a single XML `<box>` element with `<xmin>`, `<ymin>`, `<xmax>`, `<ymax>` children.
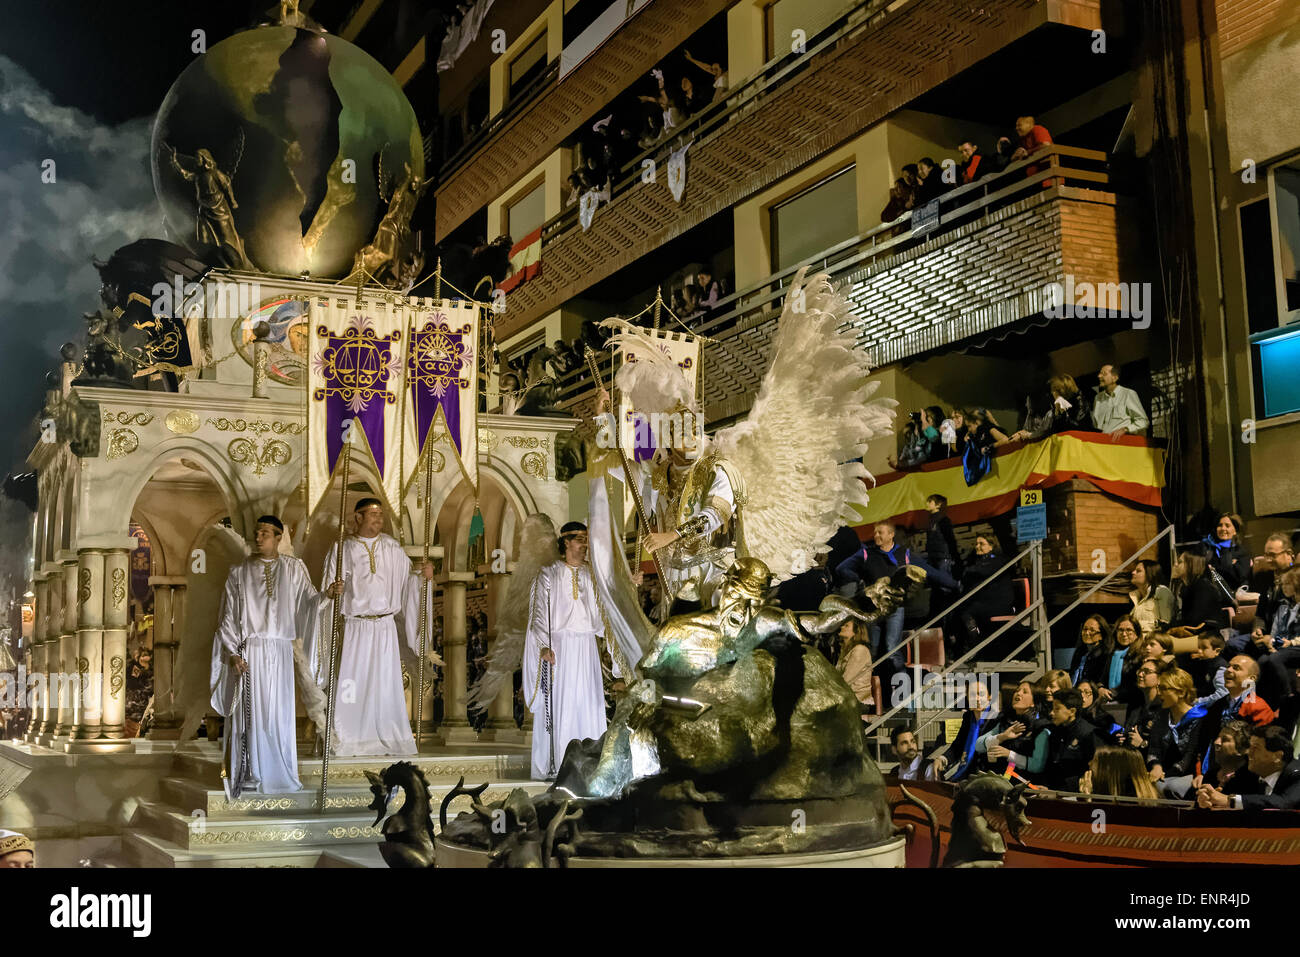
<box><xmin>0</xmin><ymin>1</ymin><xmax>327</xmax><ymax>561</ymax></box>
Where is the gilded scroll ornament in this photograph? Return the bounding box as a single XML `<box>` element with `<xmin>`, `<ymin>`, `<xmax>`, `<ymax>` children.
<box><xmin>228</xmin><ymin>437</ymin><xmax>292</xmax><ymax>476</ymax></box>
<box><xmin>111</xmin><ymin>568</ymin><xmax>126</xmax><ymax>609</ymax></box>
<box><xmin>113</xmin><ymin>412</ymin><xmax>155</xmax><ymax>426</ymax></box>
<box><xmin>165</xmin><ymin>409</ymin><xmax>200</xmax><ymax>434</ymax></box>
<box><xmin>521</xmin><ymin>451</ymin><xmax>546</xmax><ymax>478</ymax></box>
<box><xmin>110</xmin><ymin>656</ymin><xmax>125</xmax><ymax>699</ymax></box>
<box><xmin>78</xmin><ymin>568</ymin><xmax>92</xmax><ymax>605</ymax></box>
<box><xmin>504</xmin><ymin>435</ymin><xmax>542</xmax><ymax>448</ymax></box>
<box><xmin>207</xmin><ymin>417</ymin><xmax>305</xmax><ymax>436</ymax></box>
<box><xmin>106</xmin><ymin>428</ymin><xmax>139</xmax><ymax>460</ymax></box>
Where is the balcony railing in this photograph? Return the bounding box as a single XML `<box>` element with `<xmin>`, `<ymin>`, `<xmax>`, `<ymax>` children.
<box><xmin>429</xmin><ymin>60</ymin><xmax>561</xmax><ymax>172</ymax></box>
<box><xmin>533</xmin><ymin>144</ymin><xmax>1123</xmax><ymax>421</ymax></box>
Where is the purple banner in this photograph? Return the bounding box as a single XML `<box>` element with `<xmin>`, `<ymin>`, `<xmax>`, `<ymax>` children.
<box><xmin>312</xmin><ymin>317</ymin><xmax>401</xmax><ymax>477</ymax></box>
<box><xmin>409</xmin><ymin>313</ymin><xmax>474</xmax><ymax>454</ymax></box>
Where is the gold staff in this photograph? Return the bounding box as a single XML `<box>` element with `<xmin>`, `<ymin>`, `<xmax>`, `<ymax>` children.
<box><xmin>320</xmin><ymin>439</ymin><xmax>351</xmax><ymax>808</ymax></box>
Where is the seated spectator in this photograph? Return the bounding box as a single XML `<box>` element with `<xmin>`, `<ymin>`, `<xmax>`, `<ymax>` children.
<box><xmin>836</xmin><ymin>619</ymin><xmax>874</xmax><ymax>720</ymax></box>
<box><xmin>961</xmin><ymin>407</ymin><xmax>1009</xmax><ymax>486</ymax></box>
<box><xmin>1081</xmin><ymin>743</ymin><xmax>1159</xmax><ymax>802</ymax></box>
<box><xmin>683</xmin><ymin>48</ymin><xmax>727</xmax><ymax>95</ymax></box>
<box><xmin>992</xmin><ymin>135</ymin><xmax>1015</xmax><ymax>173</ymax></box>
<box><xmin>931</xmin><ymin>680</ymin><xmax>997</xmax><ymax>781</ymax></box>
<box><xmin>1068</xmin><ymin>614</ymin><xmax>1114</xmax><ymax>687</ymax></box>
<box><xmin>1145</xmin><ymin>667</ymin><xmax>1208</xmax><ymax>798</ymax></box>
<box><xmin>1171</xmin><ymin>550</ymin><xmax>1231</xmax><ymax>632</ymax></box>
<box><xmin>1202</xmin><ymin>719</ymin><xmax>1256</xmax><ymax>793</ymax></box>
<box><xmin>879</xmin><ymin>178</ymin><xmax>913</xmax><ymax>223</ymax></box>
<box><xmin>975</xmin><ymin>680</ymin><xmax>1048</xmax><ymax>776</ymax></box>
<box><xmin>1128</xmin><ymin>559</ymin><xmax>1175</xmax><ymax>635</ymax></box>
<box><xmin>1043</xmin><ymin>687</ymin><xmax>1098</xmax><ymax>792</ymax></box>
<box><xmin>1240</xmin><ymin>531</ymin><xmax>1296</xmax><ymax>625</ymax></box>
<box><xmin>1200</xmin><ymin>656</ymin><xmax>1277</xmax><ymax>775</ymax></box>
<box><xmin>957</xmin><ymin>534</ymin><xmax>1014</xmax><ymax>652</ymax></box>
<box><xmin>1077</xmin><ymin>680</ymin><xmax>1123</xmax><ymax>741</ymax></box>
<box><xmin>914</xmin><ymin>156</ymin><xmax>947</xmax><ymax>204</ymax></box>
<box><xmin>1010</xmin><ymin>115</ymin><xmax>1054</xmax><ymax>183</ymax></box>
<box><xmin>1138</xmin><ymin>632</ymin><xmax>1176</xmax><ymax>668</ymax></box>
<box><xmin>1201</xmin><ymin>512</ymin><xmax>1253</xmax><ymax>592</ymax></box>
<box><xmin>1036</xmin><ymin>669</ymin><xmax>1073</xmax><ymax>721</ymax></box>
<box><xmin>1197</xmin><ymin>724</ymin><xmax>1300</xmax><ymax>810</ymax></box>
<box><xmin>1106</xmin><ymin>614</ymin><xmax>1144</xmax><ymax>704</ymax></box>
<box><xmin>1256</xmin><ymin>568</ymin><xmax>1300</xmax><ymax>650</ymax></box>
<box><xmin>1090</xmin><ymin>364</ymin><xmax>1149</xmax><ymax>437</ymax></box>
<box><xmin>1124</xmin><ymin>657</ymin><xmax>1166</xmax><ymax>757</ymax></box>
<box><xmin>1185</xmin><ymin>632</ymin><xmax>1229</xmax><ymax>707</ymax></box>
<box><xmin>957</xmin><ymin>140</ymin><xmax>987</xmax><ymax>184</ymax></box>
<box><xmin>892</xmin><ymin>726</ymin><xmax>937</xmax><ymax>781</ymax></box>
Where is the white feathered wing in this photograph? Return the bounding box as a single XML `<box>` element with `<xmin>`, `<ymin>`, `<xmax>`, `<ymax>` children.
<box><xmin>467</xmin><ymin>513</ymin><xmax>556</xmax><ymax>711</ymax></box>
<box><xmin>711</xmin><ymin>268</ymin><xmax>896</xmax><ymax>581</ymax></box>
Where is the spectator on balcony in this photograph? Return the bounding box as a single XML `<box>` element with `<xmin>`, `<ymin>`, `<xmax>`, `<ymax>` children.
<box><xmin>638</xmin><ymin>71</ymin><xmax>684</xmax><ymax>139</ymax></box>
<box><xmin>961</xmin><ymin>407</ymin><xmax>1009</xmax><ymax>485</ymax></box>
<box><xmin>889</xmin><ymin>413</ymin><xmax>928</xmax><ymax>470</ymax></box>
<box><xmin>914</xmin><ymin>157</ymin><xmax>948</xmax><ymax>204</ymax></box>
<box><xmin>958</xmin><ymin>533</ymin><xmax>1014</xmax><ymax>653</ymax></box>
<box><xmin>1043</xmin><ymin>687</ymin><xmax>1098</xmax><ymax>792</ymax></box>
<box><xmin>684</xmin><ymin>49</ymin><xmax>728</xmax><ymax>96</ymax></box>
<box><xmin>942</xmin><ymin>408</ymin><xmax>967</xmax><ymax>457</ymax></box>
<box><xmin>1197</xmin><ymin>724</ymin><xmax>1300</xmax><ymax>810</ymax></box>
<box><xmin>879</xmin><ymin>178</ymin><xmax>913</xmax><ymax>225</ymax></box>
<box><xmin>1090</xmin><ymin>364</ymin><xmax>1149</xmax><ymax>438</ymax></box>
<box><xmin>1010</xmin><ymin>115</ymin><xmax>1053</xmax><ymax>181</ymax></box>
<box><xmin>1069</xmin><ymin>615</ymin><xmax>1115</xmax><ymax>687</ymax></box>
<box><xmin>1201</xmin><ymin>512</ymin><xmax>1253</xmax><ymax>592</ymax></box>
<box><xmin>678</xmin><ymin>283</ymin><xmax>704</xmax><ymax>321</ymax></box>
<box><xmin>901</xmin><ymin>163</ymin><xmax>921</xmax><ymax>199</ymax></box>
<box><xmin>993</xmin><ymin>136</ymin><xmax>1016</xmax><ymax>173</ymax></box>
<box><xmin>1144</xmin><ymin>666</ymin><xmax>1208</xmax><ymax>798</ymax></box>
<box><xmin>1129</xmin><ymin>559</ymin><xmax>1175</xmax><ymax>635</ymax></box>
<box><xmin>678</xmin><ymin>73</ymin><xmax>712</xmax><ymax>117</ymax></box>
<box><xmin>695</xmin><ymin>268</ymin><xmax>723</xmax><ymax>309</ymax></box>
<box><xmin>957</xmin><ymin>140</ymin><xmax>987</xmax><ymax>184</ymax></box>
<box><xmin>1080</xmin><ymin>743</ymin><xmax>1160</xmax><ymax>801</ymax></box>
<box><xmin>637</xmin><ymin>111</ymin><xmax>662</xmax><ymax>150</ymax></box>
<box><xmin>1171</xmin><ymin>550</ymin><xmax>1231</xmax><ymax>633</ymax></box>
<box><xmin>975</xmin><ymin>680</ymin><xmax>1048</xmax><ymax>777</ymax></box>
<box><xmin>1202</xmin><ymin>719</ymin><xmax>1254</xmax><ymax>792</ymax></box>
<box><xmin>1077</xmin><ymin>680</ymin><xmax>1123</xmax><ymax>741</ymax></box>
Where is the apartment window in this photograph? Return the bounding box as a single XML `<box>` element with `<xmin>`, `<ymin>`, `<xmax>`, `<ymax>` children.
<box><xmin>506</xmin><ymin>183</ymin><xmax>546</xmax><ymax>241</ymax></box>
<box><xmin>1272</xmin><ymin>160</ymin><xmax>1300</xmax><ymax>319</ymax></box>
<box><xmin>769</xmin><ymin>166</ymin><xmax>857</xmax><ymax>273</ymax></box>
<box><xmin>1240</xmin><ymin>199</ymin><xmax>1279</xmax><ymax>337</ymax></box>
<box><xmin>765</xmin><ymin>0</ymin><xmax>847</xmax><ymax>61</ymax></box>
<box><xmin>508</xmin><ymin>30</ymin><xmax>549</xmax><ymax>103</ymax></box>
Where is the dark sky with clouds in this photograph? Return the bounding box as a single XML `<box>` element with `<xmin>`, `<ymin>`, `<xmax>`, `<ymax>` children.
<box><xmin>0</xmin><ymin>2</ymin><xmax>270</xmax><ymax>571</ymax></box>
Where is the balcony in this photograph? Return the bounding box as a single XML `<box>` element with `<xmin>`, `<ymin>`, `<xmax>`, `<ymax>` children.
<box><xmin>545</xmin><ymin>144</ymin><xmax>1138</xmax><ymax>428</ymax></box>
<box><xmin>433</xmin><ymin>0</ymin><xmax>731</xmax><ymax>241</ymax></box>
<box><xmin>489</xmin><ymin>0</ymin><xmax>1105</xmax><ymax>338</ymax></box>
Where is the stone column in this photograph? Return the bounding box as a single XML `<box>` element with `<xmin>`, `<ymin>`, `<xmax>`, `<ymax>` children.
<box><xmin>439</xmin><ymin>573</ymin><xmax>477</xmax><ymax>743</ymax></box>
<box><xmin>59</xmin><ymin>560</ymin><xmax>88</xmax><ymax>739</ymax></box>
<box><xmin>101</xmin><ymin>549</ymin><xmax>130</xmax><ymax>738</ymax></box>
<box><xmin>31</xmin><ymin>577</ymin><xmax>50</xmax><ymax>738</ymax></box>
<box><xmin>74</xmin><ymin>552</ymin><xmax>105</xmax><ymax>740</ymax></box>
<box><xmin>148</xmin><ymin>580</ymin><xmax>179</xmax><ymax>738</ymax></box>
<box><xmin>479</xmin><ymin>569</ymin><xmax>521</xmax><ymax>742</ymax></box>
<box><xmin>52</xmin><ymin>564</ymin><xmax>76</xmax><ymax>739</ymax></box>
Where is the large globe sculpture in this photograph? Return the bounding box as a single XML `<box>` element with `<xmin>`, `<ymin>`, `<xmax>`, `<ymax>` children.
<box><xmin>151</xmin><ymin>24</ymin><xmax>424</xmax><ymax>279</ymax></box>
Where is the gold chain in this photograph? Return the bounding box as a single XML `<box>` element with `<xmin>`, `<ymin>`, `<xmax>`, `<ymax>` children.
<box><xmin>261</xmin><ymin>559</ymin><xmax>276</xmax><ymax>600</ymax></box>
<box><xmin>357</xmin><ymin>538</ymin><xmax>378</xmax><ymax>574</ymax></box>
<box><xmin>571</xmin><ymin>565</ymin><xmax>580</xmax><ymax>600</ymax></box>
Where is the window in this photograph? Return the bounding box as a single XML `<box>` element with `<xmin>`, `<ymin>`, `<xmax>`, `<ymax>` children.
<box><xmin>505</xmin><ymin>183</ymin><xmax>546</xmax><ymax>242</ymax></box>
<box><xmin>508</xmin><ymin>30</ymin><xmax>549</xmax><ymax>104</ymax></box>
<box><xmin>769</xmin><ymin>166</ymin><xmax>857</xmax><ymax>272</ymax></box>
<box><xmin>1271</xmin><ymin>161</ymin><xmax>1300</xmax><ymax>319</ymax></box>
<box><xmin>764</xmin><ymin>0</ymin><xmax>847</xmax><ymax>61</ymax></box>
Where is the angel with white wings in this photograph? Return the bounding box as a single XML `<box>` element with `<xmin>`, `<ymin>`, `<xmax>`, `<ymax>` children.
<box><xmin>594</xmin><ymin>267</ymin><xmax>896</xmax><ymax>615</ymax></box>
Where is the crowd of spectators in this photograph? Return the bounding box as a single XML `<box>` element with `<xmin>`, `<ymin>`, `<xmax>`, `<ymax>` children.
<box><xmin>566</xmin><ymin>47</ymin><xmax>728</xmax><ymax>209</ymax></box>
<box><xmin>886</xmin><ymin>528</ymin><xmax>1300</xmax><ymax>810</ymax></box>
<box><xmin>879</xmin><ymin>115</ymin><xmax>1055</xmax><ymax>228</ymax></box>
<box><xmin>888</xmin><ymin>363</ymin><xmax>1149</xmax><ymax>486</ymax></box>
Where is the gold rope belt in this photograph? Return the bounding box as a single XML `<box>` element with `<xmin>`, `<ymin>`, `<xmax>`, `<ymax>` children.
<box><xmin>348</xmin><ymin>612</ymin><xmax>395</xmax><ymax>620</ymax></box>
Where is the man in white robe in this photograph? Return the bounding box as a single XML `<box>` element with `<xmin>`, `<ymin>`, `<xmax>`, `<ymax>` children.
<box><xmin>211</xmin><ymin>515</ymin><xmax>323</xmax><ymax>800</ymax></box>
<box><xmin>319</xmin><ymin>498</ymin><xmax>438</xmax><ymax>756</ymax></box>
<box><xmin>523</xmin><ymin>521</ymin><xmax>629</xmax><ymax>781</ymax></box>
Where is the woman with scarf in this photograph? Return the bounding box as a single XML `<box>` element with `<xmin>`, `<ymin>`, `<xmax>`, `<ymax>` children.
<box><xmin>1145</xmin><ymin>666</ymin><xmax>1209</xmax><ymax>799</ymax></box>
<box><xmin>1067</xmin><ymin>614</ymin><xmax>1114</xmax><ymax>687</ymax></box>
<box><xmin>931</xmin><ymin>679</ymin><xmax>998</xmax><ymax>781</ymax></box>
<box><xmin>1104</xmin><ymin>614</ymin><xmax>1144</xmax><ymax>707</ymax></box>
<box><xmin>1202</xmin><ymin>512</ymin><xmax>1252</xmax><ymax>591</ymax></box>
<box><xmin>1171</xmin><ymin>551</ymin><xmax>1231</xmax><ymax>632</ymax></box>
<box><xmin>974</xmin><ymin>680</ymin><xmax>1047</xmax><ymax>778</ymax></box>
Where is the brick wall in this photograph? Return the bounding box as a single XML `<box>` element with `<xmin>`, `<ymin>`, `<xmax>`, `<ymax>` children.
<box><xmin>1216</xmin><ymin>0</ymin><xmax>1300</xmax><ymax>58</ymax></box>
<box><xmin>1043</xmin><ymin>479</ymin><xmax>1160</xmax><ymax>581</ymax></box>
